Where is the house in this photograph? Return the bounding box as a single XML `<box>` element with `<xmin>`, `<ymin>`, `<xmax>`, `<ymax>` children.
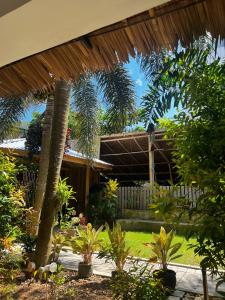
<box><xmin>0</xmin><ymin>138</ymin><xmax>112</xmax><ymax>212</ymax></box>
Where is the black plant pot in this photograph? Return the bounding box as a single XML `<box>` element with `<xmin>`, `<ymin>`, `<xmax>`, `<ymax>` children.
<box><xmin>78</xmin><ymin>262</ymin><xmax>93</xmax><ymax>278</ymax></box>
<box><xmin>153</xmin><ymin>269</ymin><xmax>176</xmax><ymax>291</ymax></box>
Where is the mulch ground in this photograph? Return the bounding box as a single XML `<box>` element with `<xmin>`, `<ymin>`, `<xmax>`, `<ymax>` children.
<box><xmin>0</xmin><ymin>271</ymin><xmax>112</xmax><ymax>300</ymax></box>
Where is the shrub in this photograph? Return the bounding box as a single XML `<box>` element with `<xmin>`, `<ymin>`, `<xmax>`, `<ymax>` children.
<box><xmin>98</xmin><ymin>223</ymin><xmax>131</xmax><ymax>272</ymax></box>
<box><xmin>87</xmin><ymin>179</ymin><xmax>119</xmax><ymax>225</ymax></box>
<box><xmin>69</xmin><ymin>223</ymin><xmax>103</xmax><ymax>264</ymax></box>
<box><xmin>144</xmin><ymin>227</ymin><xmax>182</xmax><ymax>270</ymax></box>
<box><xmin>0</xmin><ymin>151</ymin><xmax>26</xmax><ymax>251</ymax></box>
<box><xmin>111</xmin><ymin>261</ymin><xmax>166</xmax><ymax>300</ymax></box>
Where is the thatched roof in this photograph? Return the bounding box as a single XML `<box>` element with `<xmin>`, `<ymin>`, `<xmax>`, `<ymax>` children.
<box><xmin>0</xmin><ymin>0</ymin><xmax>224</xmax><ymax>98</ymax></box>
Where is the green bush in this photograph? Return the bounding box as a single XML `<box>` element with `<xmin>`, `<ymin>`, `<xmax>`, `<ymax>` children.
<box><xmin>87</xmin><ymin>179</ymin><xmax>118</xmax><ymax>226</ymax></box>
<box><xmin>111</xmin><ymin>261</ymin><xmax>166</xmax><ymax>300</ymax></box>
<box><xmin>0</xmin><ymin>151</ymin><xmax>26</xmax><ymax>250</ymax></box>
<box><xmin>98</xmin><ymin>223</ymin><xmax>131</xmax><ymax>272</ymax></box>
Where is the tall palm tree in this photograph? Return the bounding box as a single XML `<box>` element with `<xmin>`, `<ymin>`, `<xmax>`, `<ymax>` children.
<box><xmin>31</xmin><ymin>94</ymin><xmax>54</xmax><ymax>235</ymax></box>
<box><xmin>71</xmin><ymin>64</ymin><xmax>136</xmax><ymax>157</ymax></box>
<box><xmin>34</xmin><ymin>79</ymin><xmax>71</xmax><ymax>267</ymax></box>
<box><xmin>0</xmin><ymin>96</ymin><xmax>30</xmax><ymax>141</ymax></box>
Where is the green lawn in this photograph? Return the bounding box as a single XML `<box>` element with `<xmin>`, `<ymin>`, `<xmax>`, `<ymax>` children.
<box><xmin>99</xmin><ymin>231</ymin><xmax>202</xmax><ymax>266</ymax></box>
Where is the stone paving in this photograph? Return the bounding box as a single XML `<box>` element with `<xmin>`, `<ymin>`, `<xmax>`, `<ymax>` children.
<box><xmin>59</xmin><ymin>250</ymin><xmax>225</xmax><ymax>299</ymax></box>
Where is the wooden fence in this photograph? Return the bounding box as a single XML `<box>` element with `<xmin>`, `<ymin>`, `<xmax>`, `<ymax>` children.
<box><xmin>117</xmin><ymin>185</ymin><xmax>203</xmax><ymax>218</ymax></box>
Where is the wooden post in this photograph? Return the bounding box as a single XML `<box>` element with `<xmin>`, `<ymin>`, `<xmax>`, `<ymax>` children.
<box><xmin>148</xmin><ymin>135</ymin><xmax>154</xmax><ymax>186</ymax></box>
<box><xmin>84</xmin><ymin>166</ymin><xmax>90</xmax><ymax>210</ymax></box>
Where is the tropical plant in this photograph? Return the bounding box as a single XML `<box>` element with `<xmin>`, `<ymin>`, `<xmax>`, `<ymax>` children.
<box><xmin>0</xmin><ymin>151</ymin><xmax>26</xmax><ymax>251</ymax></box>
<box><xmin>152</xmin><ymin>48</ymin><xmax>225</xmax><ymax>277</ymax></box>
<box><xmin>87</xmin><ymin>179</ymin><xmax>119</xmax><ymax>226</ymax></box>
<box><xmin>31</xmin><ymin>94</ymin><xmax>54</xmax><ymax>236</ymax></box>
<box><xmin>56</xmin><ymin>177</ymin><xmax>76</xmax><ymax>217</ymax></box>
<box><xmin>141</xmin><ymin>36</ymin><xmax>215</xmax><ymax>125</ymax></box>
<box><xmin>60</xmin><ymin>207</ymin><xmax>80</xmax><ymax>231</ymax></box>
<box><xmin>0</xmin><ymin>96</ymin><xmax>30</xmax><ymax>141</ymax></box>
<box><xmin>25</xmin><ymin>112</ymin><xmax>43</xmax><ymax>155</ymax></box>
<box><xmin>72</xmin><ymin>76</ymin><xmax>100</xmax><ymax>158</ymax></box>
<box><xmin>71</xmin><ymin>64</ymin><xmax>136</xmax><ymax>157</ymax></box>
<box><xmin>96</xmin><ymin>64</ymin><xmax>136</xmax><ymax>134</ymax></box>
<box><xmin>50</xmin><ymin>233</ymin><xmax>66</xmax><ymax>263</ymax></box>
<box><xmin>69</xmin><ymin>223</ymin><xmax>103</xmax><ymax>265</ymax></box>
<box><xmin>0</xmin><ymin>251</ymin><xmax>24</xmax><ymax>282</ymax></box>
<box><xmin>34</xmin><ymin>79</ymin><xmax>71</xmax><ymax>268</ymax></box>
<box><xmin>111</xmin><ymin>260</ymin><xmax>166</xmax><ymax>300</ymax></box>
<box><xmin>98</xmin><ymin>223</ymin><xmax>131</xmax><ymax>272</ymax></box>
<box><xmin>144</xmin><ymin>227</ymin><xmax>182</xmax><ymax>271</ymax></box>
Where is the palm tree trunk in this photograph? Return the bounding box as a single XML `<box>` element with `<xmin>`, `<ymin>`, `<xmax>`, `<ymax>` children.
<box><xmin>31</xmin><ymin>94</ymin><xmax>54</xmax><ymax>236</ymax></box>
<box><xmin>34</xmin><ymin>79</ymin><xmax>71</xmax><ymax>267</ymax></box>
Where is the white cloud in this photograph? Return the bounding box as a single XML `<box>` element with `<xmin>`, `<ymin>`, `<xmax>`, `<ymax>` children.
<box><xmin>135</xmin><ymin>79</ymin><xmax>143</xmax><ymax>86</ymax></box>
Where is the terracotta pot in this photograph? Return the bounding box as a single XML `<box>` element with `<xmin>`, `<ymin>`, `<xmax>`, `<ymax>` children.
<box><xmin>153</xmin><ymin>269</ymin><xmax>176</xmax><ymax>291</ymax></box>
<box><xmin>78</xmin><ymin>262</ymin><xmax>93</xmax><ymax>278</ymax></box>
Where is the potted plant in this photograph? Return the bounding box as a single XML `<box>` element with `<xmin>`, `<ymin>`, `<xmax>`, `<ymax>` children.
<box><xmin>69</xmin><ymin>223</ymin><xmax>103</xmax><ymax>278</ymax></box>
<box><xmin>144</xmin><ymin>226</ymin><xmax>182</xmax><ymax>291</ymax></box>
<box><xmin>98</xmin><ymin>223</ymin><xmax>131</xmax><ymax>277</ymax></box>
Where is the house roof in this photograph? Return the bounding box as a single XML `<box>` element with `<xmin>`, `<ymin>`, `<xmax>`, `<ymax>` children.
<box><xmin>100</xmin><ymin>130</ymin><xmax>178</xmax><ymax>184</ymax></box>
<box><xmin>0</xmin><ymin>0</ymin><xmax>224</xmax><ymax>98</ymax></box>
<box><xmin>0</xmin><ymin>0</ymin><xmax>167</xmax><ymax>68</ymax></box>
<box><xmin>0</xmin><ymin>138</ymin><xmax>112</xmax><ymax>170</ymax></box>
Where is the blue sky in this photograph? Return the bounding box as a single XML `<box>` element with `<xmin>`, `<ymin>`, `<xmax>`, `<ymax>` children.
<box><xmin>22</xmin><ymin>56</ymin><xmax>175</xmax><ymax>123</ymax></box>
<box><xmin>22</xmin><ymin>45</ymin><xmax>225</xmax><ymax>123</ymax></box>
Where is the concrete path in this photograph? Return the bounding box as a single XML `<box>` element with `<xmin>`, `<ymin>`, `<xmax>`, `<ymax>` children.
<box><xmin>59</xmin><ymin>250</ymin><xmax>225</xmax><ymax>299</ymax></box>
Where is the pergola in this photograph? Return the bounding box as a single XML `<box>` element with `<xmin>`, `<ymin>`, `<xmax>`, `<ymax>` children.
<box><xmin>100</xmin><ymin>130</ymin><xmax>177</xmax><ymax>185</ymax></box>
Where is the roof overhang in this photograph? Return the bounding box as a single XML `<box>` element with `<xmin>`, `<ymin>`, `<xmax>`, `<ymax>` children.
<box><xmin>0</xmin><ymin>147</ymin><xmax>112</xmax><ymax>170</ymax></box>
<box><xmin>0</xmin><ymin>0</ymin><xmax>167</xmax><ymax>67</ymax></box>
<box><xmin>0</xmin><ymin>0</ymin><xmax>224</xmax><ymax>98</ymax></box>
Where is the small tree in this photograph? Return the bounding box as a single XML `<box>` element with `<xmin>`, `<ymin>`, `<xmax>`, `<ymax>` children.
<box><xmin>147</xmin><ymin>46</ymin><xmax>225</xmax><ymax>275</ymax></box>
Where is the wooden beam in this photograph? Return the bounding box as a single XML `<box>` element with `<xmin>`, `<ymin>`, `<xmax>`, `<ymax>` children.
<box><xmin>101</xmin><ymin>134</ymin><xmax>148</xmax><ymax>143</ymax></box>
<box><xmin>133</xmin><ymin>136</ymin><xmax>148</xmax><ymax>159</ymax></box>
<box><xmin>101</xmin><ymin>150</ymin><xmax>148</xmax><ymax>157</ymax></box>
<box><xmin>117</xmin><ymin>139</ymin><xmax>142</xmax><ymax>164</ymax></box>
<box><xmin>148</xmin><ymin>136</ymin><xmax>154</xmax><ymax>186</ymax></box>
<box><xmin>153</xmin><ymin>143</ymin><xmax>173</xmax><ymax>183</ymax></box>
<box><xmin>114</xmin><ymin>161</ymin><xmax>171</xmax><ymax>167</ymax></box>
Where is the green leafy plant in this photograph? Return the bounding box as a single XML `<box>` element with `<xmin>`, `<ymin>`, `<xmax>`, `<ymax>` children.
<box><xmin>56</xmin><ymin>177</ymin><xmax>76</xmax><ymax>216</ymax></box>
<box><xmin>0</xmin><ymin>151</ymin><xmax>26</xmax><ymax>251</ymax></box>
<box><xmin>0</xmin><ymin>252</ymin><xmax>24</xmax><ymax>282</ymax></box>
<box><xmin>69</xmin><ymin>223</ymin><xmax>103</xmax><ymax>264</ymax></box>
<box><xmin>111</xmin><ymin>260</ymin><xmax>166</xmax><ymax>300</ymax></box>
<box><xmin>87</xmin><ymin>179</ymin><xmax>119</xmax><ymax>226</ymax></box>
<box><xmin>144</xmin><ymin>227</ymin><xmax>182</xmax><ymax>270</ymax></box>
<box><xmin>50</xmin><ymin>233</ymin><xmax>66</xmax><ymax>263</ymax></box>
<box><xmin>98</xmin><ymin>223</ymin><xmax>131</xmax><ymax>272</ymax></box>
<box><xmin>60</xmin><ymin>207</ymin><xmax>80</xmax><ymax>231</ymax></box>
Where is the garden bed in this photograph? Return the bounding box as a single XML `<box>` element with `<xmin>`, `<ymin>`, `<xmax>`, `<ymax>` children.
<box><xmin>0</xmin><ymin>272</ymin><xmax>112</xmax><ymax>300</ymax></box>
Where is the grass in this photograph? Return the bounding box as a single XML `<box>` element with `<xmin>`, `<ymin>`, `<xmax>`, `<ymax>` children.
<box><xmin>99</xmin><ymin>231</ymin><xmax>202</xmax><ymax>266</ymax></box>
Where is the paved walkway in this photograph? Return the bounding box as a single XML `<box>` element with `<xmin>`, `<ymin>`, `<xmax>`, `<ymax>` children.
<box><xmin>59</xmin><ymin>250</ymin><xmax>225</xmax><ymax>299</ymax></box>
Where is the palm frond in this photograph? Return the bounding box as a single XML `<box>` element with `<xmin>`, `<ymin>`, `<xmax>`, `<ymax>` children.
<box><xmin>0</xmin><ymin>97</ymin><xmax>29</xmax><ymax>141</ymax></box>
<box><xmin>72</xmin><ymin>76</ymin><xmax>99</xmax><ymax>158</ymax></box>
<box><xmin>137</xmin><ymin>49</ymin><xmax>168</xmax><ymax>79</ymax></box>
<box><xmin>96</xmin><ymin>64</ymin><xmax>135</xmax><ymax>133</ymax></box>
